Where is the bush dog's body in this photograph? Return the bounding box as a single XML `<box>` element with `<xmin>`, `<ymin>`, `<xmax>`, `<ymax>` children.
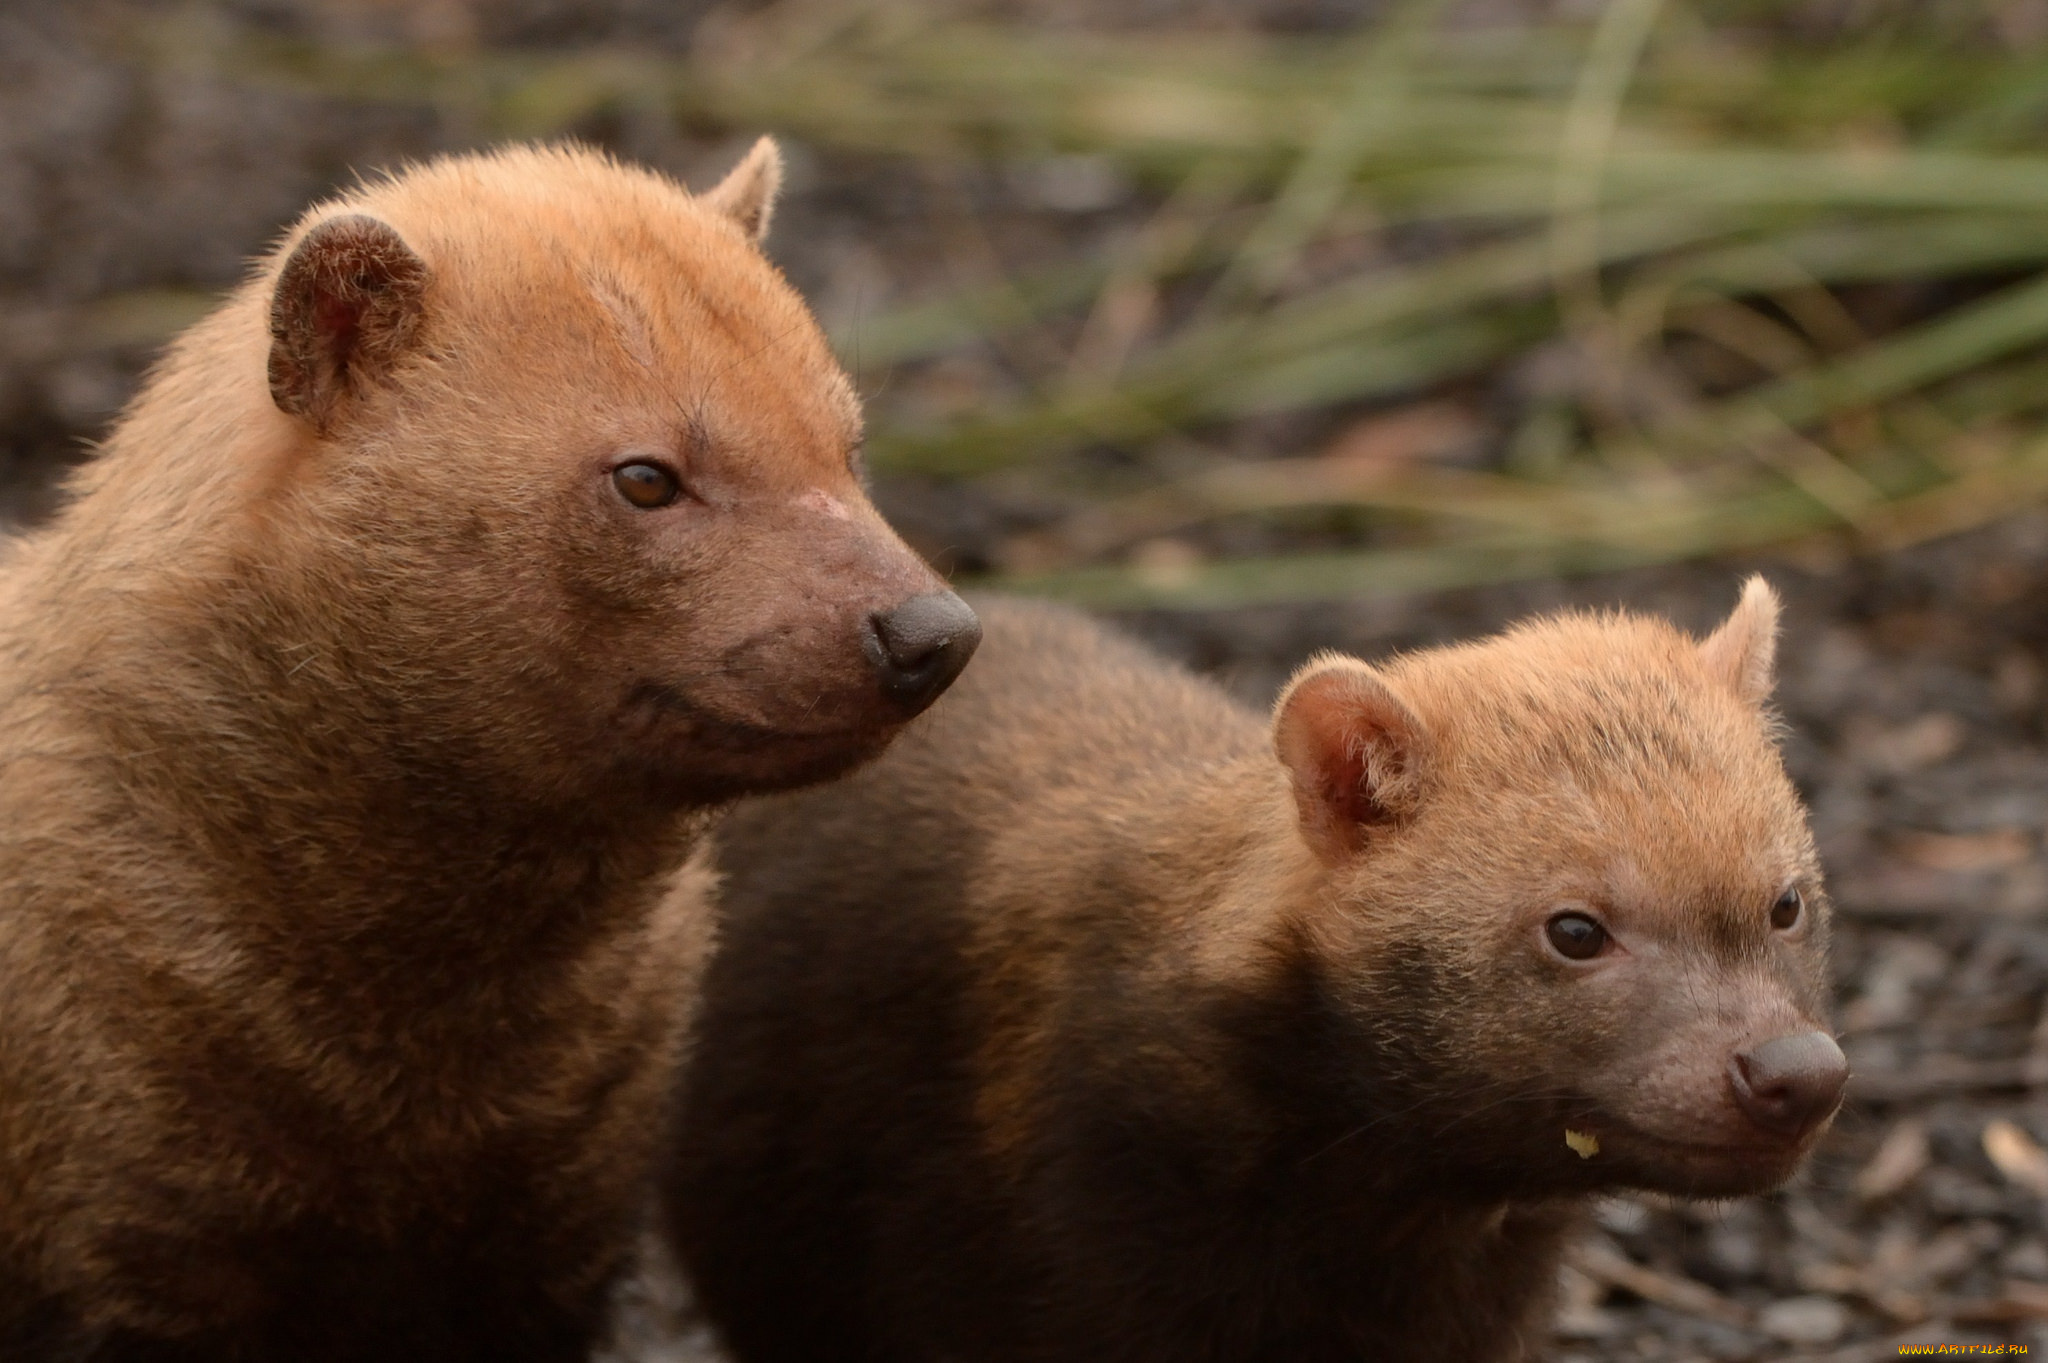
<box><xmin>0</xmin><ymin>143</ymin><xmax>978</xmax><ymax>1362</ymax></box>
<box><xmin>672</xmin><ymin>593</ymin><xmax>1845</xmax><ymax>1363</ymax></box>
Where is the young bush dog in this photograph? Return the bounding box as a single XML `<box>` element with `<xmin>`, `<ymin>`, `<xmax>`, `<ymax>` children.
<box><xmin>670</xmin><ymin>588</ymin><xmax>1845</xmax><ymax>1363</ymax></box>
<box><xmin>0</xmin><ymin>142</ymin><xmax>980</xmax><ymax>1361</ymax></box>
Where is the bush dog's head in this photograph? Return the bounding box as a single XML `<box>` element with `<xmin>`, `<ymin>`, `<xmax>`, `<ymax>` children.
<box><xmin>1271</xmin><ymin>578</ymin><xmax>1840</xmax><ymax>1199</ymax></box>
<box><xmin>184</xmin><ymin>141</ymin><xmax>975</xmax><ymax>806</ymax></box>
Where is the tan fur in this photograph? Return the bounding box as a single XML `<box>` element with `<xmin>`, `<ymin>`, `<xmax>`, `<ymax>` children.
<box><xmin>672</xmin><ymin>589</ymin><xmax>1834</xmax><ymax>1363</ymax></box>
<box><xmin>0</xmin><ymin>143</ymin><xmax>959</xmax><ymax>1361</ymax></box>
<box><xmin>1697</xmin><ymin>573</ymin><xmax>1780</xmax><ymax>705</ymax></box>
<box><xmin>699</xmin><ymin>137</ymin><xmax>785</xmax><ymax>243</ymax></box>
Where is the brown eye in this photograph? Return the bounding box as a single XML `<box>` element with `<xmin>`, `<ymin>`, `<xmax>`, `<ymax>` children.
<box><xmin>1771</xmin><ymin>887</ymin><xmax>1804</xmax><ymax>931</ymax></box>
<box><xmin>613</xmin><ymin>462</ymin><xmax>680</xmax><ymax>509</ymax></box>
<box><xmin>1545</xmin><ymin>913</ymin><xmax>1608</xmax><ymax>961</ymax></box>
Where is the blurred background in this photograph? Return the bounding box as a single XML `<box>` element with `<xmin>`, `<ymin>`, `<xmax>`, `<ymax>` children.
<box><xmin>11</xmin><ymin>0</ymin><xmax>2048</xmax><ymax>1357</ymax></box>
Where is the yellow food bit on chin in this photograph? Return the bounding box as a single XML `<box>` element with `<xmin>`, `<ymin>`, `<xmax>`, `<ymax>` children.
<box><xmin>1564</xmin><ymin>1129</ymin><xmax>1600</xmax><ymax>1159</ymax></box>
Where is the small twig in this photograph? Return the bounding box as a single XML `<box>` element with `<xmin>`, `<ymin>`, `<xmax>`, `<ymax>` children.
<box><xmin>1566</xmin><ymin>1239</ymin><xmax>1751</xmax><ymax>1329</ymax></box>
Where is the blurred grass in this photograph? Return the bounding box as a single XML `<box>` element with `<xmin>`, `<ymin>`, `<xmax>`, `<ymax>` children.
<box><xmin>146</xmin><ymin>1</ymin><xmax>2048</xmax><ymax>605</ymax></box>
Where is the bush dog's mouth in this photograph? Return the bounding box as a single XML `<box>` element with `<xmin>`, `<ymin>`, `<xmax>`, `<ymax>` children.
<box><xmin>620</xmin><ymin>683</ymin><xmax>903</xmax><ymax>799</ymax></box>
<box><xmin>1564</xmin><ymin>1118</ymin><xmax>1830</xmax><ymax>1198</ymax></box>
<box><xmin>631</xmin><ymin>682</ymin><xmax>901</xmax><ymax>747</ymax></box>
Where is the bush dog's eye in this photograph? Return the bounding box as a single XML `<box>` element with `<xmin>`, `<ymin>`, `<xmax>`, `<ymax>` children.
<box><xmin>1545</xmin><ymin>912</ymin><xmax>1608</xmax><ymax>961</ymax></box>
<box><xmin>1771</xmin><ymin>886</ymin><xmax>1804</xmax><ymax>931</ymax></box>
<box><xmin>613</xmin><ymin>462</ymin><xmax>680</xmax><ymax>509</ymax></box>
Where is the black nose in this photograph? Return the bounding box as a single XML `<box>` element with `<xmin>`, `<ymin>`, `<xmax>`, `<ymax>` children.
<box><xmin>865</xmin><ymin>591</ymin><xmax>982</xmax><ymax>714</ymax></box>
<box><xmin>1729</xmin><ymin>1030</ymin><xmax>1849</xmax><ymax>1138</ymax></box>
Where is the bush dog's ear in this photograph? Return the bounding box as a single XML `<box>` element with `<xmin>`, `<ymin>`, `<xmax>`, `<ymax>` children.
<box><xmin>1272</xmin><ymin>656</ymin><xmax>1432</xmax><ymax>864</ymax></box>
<box><xmin>268</xmin><ymin>214</ymin><xmax>430</xmax><ymax>432</ymax></box>
<box><xmin>701</xmin><ymin>136</ymin><xmax>784</xmax><ymax>243</ymax></box>
<box><xmin>1698</xmin><ymin>575</ymin><xmax>1780</xmax><ymax>706</ymax></box>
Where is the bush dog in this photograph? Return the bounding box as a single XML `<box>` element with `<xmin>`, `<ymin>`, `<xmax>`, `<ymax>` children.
<box><xmin>0</xmin><ymin>142</ymin><xmax>980</xmax><ymax>1361</ymax></box>
<box><xmin>670</xmin><ymin>589</ymin><xmax>1845</xmax><ymax>1363</ymax></box>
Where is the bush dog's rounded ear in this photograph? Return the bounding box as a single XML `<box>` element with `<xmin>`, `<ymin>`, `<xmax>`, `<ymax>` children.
<box><xmin>1697</xmin><ymin>575</ymin><xmax>1781</xmax><ymax>706</ymax></box>
<box><xmin>1272</xmin><ymin>656</ymin><xmax>1433</xmax><ymax>864</ymax></box>
<box><xmin>700</xmin><ymin>136</ymin><xmax>784</xmax><ymax>244</ymax></box>
<box><xmin>268</xmin><ymin>214</ymin><xmax>430</xmax><ymax>432</ymax></box>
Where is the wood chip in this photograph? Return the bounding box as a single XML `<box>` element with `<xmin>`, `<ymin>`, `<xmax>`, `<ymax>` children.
<box><xmin>1983</xmin><ymin>1118</ymin><xmax>2048</xmax><ymax>1196</ymax></box>
<box><xmin>1855</xmin><ymin>1117</ymin><xmax>1930</xmax><ymax>1201</ymax></box>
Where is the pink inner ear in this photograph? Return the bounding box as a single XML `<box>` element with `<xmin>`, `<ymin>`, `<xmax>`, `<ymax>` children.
<box><xmin>1320</xmin><ymin>733</ymin><xmax>1377</xmax><ymax>827</ymax></box>
<box><xmin>1328</xmin><ymin>716</ymin><xmax>1404</xmax><ymax>828</ymax></box>
<box><xmin>1275</xmin><ymin>657</ymin><xmax>1437</xmax><ymax>863</ymax></box>
<box><xmin>1280</xmin><ymin>671</ymin><xmax>1405</xmax><ymax>844</ymax></box>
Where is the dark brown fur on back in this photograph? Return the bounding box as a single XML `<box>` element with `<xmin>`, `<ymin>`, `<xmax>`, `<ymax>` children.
<box><xmin>668</xmin><ymin>595</ymin><xmax>1835</xmax><ymax>1363</ymax></box>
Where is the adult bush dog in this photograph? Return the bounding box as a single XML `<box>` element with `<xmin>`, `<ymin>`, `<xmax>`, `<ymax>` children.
<box><xmin>671</xmin><ymin>587</ymin><xmax>1843</xmax><ymax>1363</ymax></box>
<box><xmin>0</xmin><ymin>141</ymin><xmax>979</xmax><ymax>1362</ymax></box>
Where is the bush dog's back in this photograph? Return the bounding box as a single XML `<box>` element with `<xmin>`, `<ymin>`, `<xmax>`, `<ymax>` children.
<box><xmin>671</xmin><ymin>588</ymin><xmax>1843</xmax><ymax>1363</ymax></box>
